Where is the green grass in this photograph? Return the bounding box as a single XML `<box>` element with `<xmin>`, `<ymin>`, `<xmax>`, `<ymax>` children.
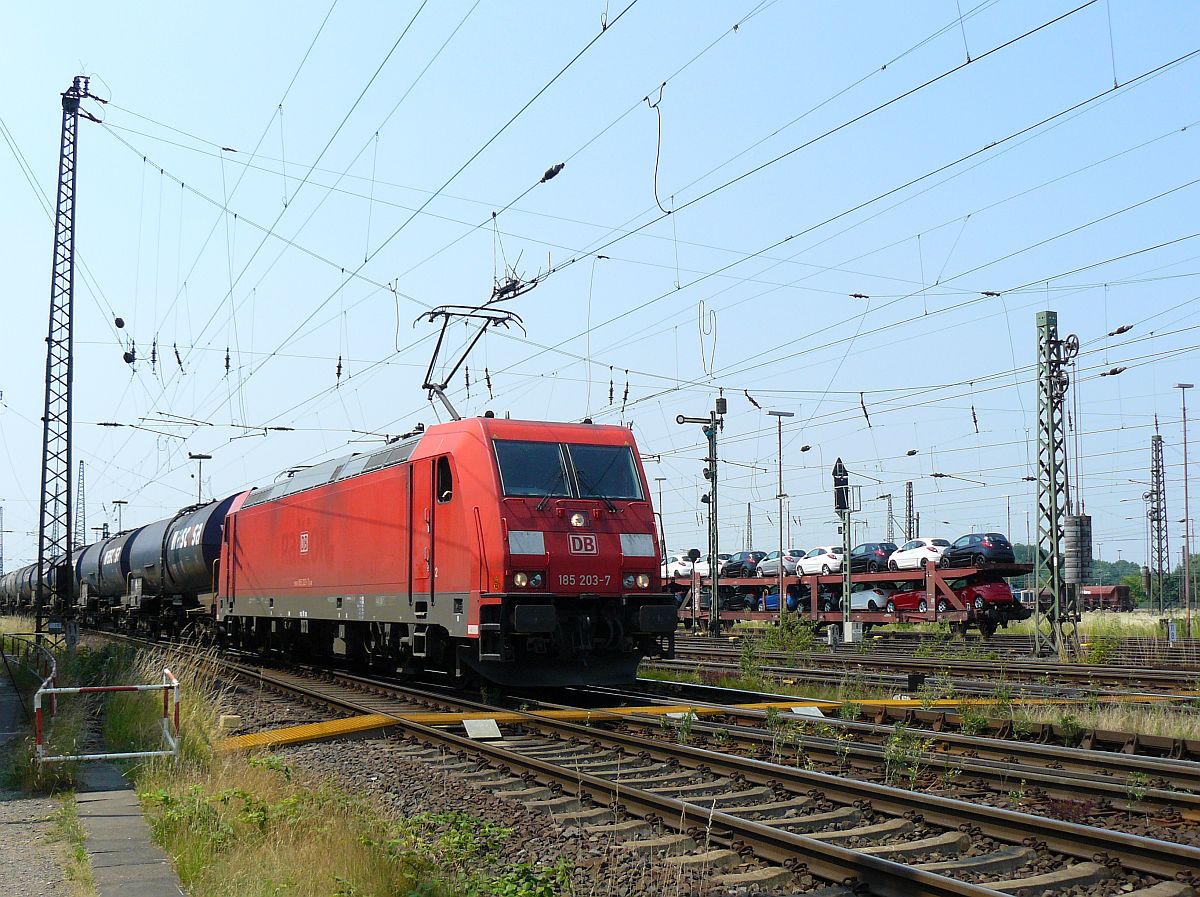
<box><xmin>96</xmin><ymin>644</ymin><xmax>574</xmax><ymax>897</ymax></box>
<box><xmin>1003</xmin><ymin>609</ymin><xmax>1180</xmax><ymax>639</ymax></box>
<box><xmin>138</xmin><ymin>752</ymin><xmax>571</xmax><ymax>897</ymax></box>
<box><xmin>47</xmin><ymin>795</ymin><xmax>95</xmax><ymax>896</ymax></box>
<box><xmin>0</xmin><ymin>614</ymin><xmax>36</xmax><ymax>636</ymax></box>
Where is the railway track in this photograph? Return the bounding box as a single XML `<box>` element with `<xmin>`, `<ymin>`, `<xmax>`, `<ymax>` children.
<box><xmin>596</xmin><ymin>684</ymin><xmax>1200</xmax><ymax>789</ymax></box>
<box><xmin>635</xmin><ymin>671</ymin><xmax>1200</xmax><ymax>760</ymax></box>
<box><xmin>570</xmin><ymin>695</ymin><xmax>1200</xmax><ymax>835</ymax></box>
<box><xmin>208</xmin><ymin>656</ymin><xmax>1200</xmax><ymax>895</ymax></box>
<box><xmin>669</xmin><ymin>638</ymin><xmax>1200</xmax><ymax>692</ymax></box>
<box><xmin>692</xmin><ymin>629</ymin><xmax>1200</xmax><ymax>668</ymax></box>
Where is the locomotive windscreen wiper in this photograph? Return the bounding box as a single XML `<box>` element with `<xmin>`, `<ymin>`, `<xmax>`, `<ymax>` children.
<box><xmin>535</xmin><ymin>468</ymin><xmax>569</xmax><ymax>510</ymax></box>
<box><xmin>573</xmin><ymin>467</ymin><xmax>618</xmax><ymax>512</ymax></box>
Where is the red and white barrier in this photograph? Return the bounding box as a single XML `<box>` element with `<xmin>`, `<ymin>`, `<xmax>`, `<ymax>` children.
<box><xmin>35</xmin><ymin>668</ymin><xmax>180</xmax><ymax>764</ymax></box>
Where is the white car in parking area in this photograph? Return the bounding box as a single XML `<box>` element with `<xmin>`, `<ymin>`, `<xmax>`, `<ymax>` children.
<box><xmin>756</xmin><ymin>549</ymin><xmax>804</xmax><ymax>577</ymax></box>
<box><xmin>888</xmin><ymin>538</ymin><xmax>951</xmax><ymax>570</ymax></box>
<box><xmin>797</xmin><ymin>545</ymin><xmax>845</xmax><ymax>575</ymax></box>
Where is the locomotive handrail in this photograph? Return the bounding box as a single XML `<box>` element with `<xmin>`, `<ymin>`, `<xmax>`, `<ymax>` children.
<box><xmin>35</xmin><ymin>666</ymin><xmax>180</xmax><ymax>764</ymax></box>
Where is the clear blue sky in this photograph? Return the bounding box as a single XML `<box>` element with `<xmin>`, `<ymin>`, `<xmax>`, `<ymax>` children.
<box><xmin>1</xmin><ymin>1</ymin><xmax>1197</xmax><ymax>568</ymax></box>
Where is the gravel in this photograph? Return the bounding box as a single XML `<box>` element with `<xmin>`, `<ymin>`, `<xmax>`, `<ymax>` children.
<box><xmin>0</xmin><ymin>790</ymin><xmax>72</xmax><ymax>897</ymax></box>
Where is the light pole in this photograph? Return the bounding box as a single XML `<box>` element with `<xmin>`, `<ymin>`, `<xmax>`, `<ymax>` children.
<box><xmin>873</xmin><ymin>493</ymin><xmax>894</xmax><ymax>542</ymax></box>
<box><xmin>111</xmin><ymin>499</ymin><xmax>127</xmax><ymax>533</ymax></box>
<box><xmin>768</xmin><ymin>410</ymin><xmax>794</xmax><ymax>624</ymax></box>
<box><xmin>654</xmin><ymin>476</ymin><xmax>668</xmax><ymax>557</ymax></box>
<box><xmin>189</xmin><ymin>452</ymin><xmax>213</xmax><ymax>504</ymax></box>
<box><xmin>1179</xmin><ymin>383</ymin><xmax>1193</xmax><ymax>636</ymax></box>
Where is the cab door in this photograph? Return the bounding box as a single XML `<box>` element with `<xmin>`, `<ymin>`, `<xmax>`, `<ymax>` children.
<box><xmin>411</xmin><ymin>459</ymin><xmax>434</xmax><ymax>607</ymax></box>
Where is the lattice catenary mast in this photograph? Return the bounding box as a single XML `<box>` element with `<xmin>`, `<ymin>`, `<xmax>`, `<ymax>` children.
<box><xmin>1034</xmin><ymin>311</ymin><xmax>1081</xmax><ymax>659</ymax></box>
<box><xmin>34</xmin><ymin>76</ymin><xmax>94</xmax><ymax>635</ymax></box>
<box><xmin>1149</xmin><ymin>421</ymin><xmax>1169</xmax><ymax>613</ymax></box>
<box><xmin>73</xmin><ymin>461</ymin><xmax>86</xmax><ymax>549</ymax></box>
<box><xmin>904</xmin><ymin>481</ymin><xmax>914</xmax><ymax>542</ymax></box>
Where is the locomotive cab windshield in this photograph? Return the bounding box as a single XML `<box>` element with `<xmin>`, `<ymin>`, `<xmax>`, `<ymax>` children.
<box><xmin>493</xmin><ymin>439</ymin><xmax>644</xmax><ymax>502</ymax></box>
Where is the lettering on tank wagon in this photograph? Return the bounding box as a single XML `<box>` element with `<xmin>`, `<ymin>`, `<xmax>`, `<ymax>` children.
<box><xmin>568</xmin><ymin>533</ymin><xmax>598</xmax><ymax>555</ymax></box>
<box><xmin>167</xmin><ymin>524</ymin><xmax>204</xmax><ymax>552</ymax></box>
<box><xmin>299</xmin><ymin>531</ymin><xmax>309</xmax><ymax>554</ymax></box>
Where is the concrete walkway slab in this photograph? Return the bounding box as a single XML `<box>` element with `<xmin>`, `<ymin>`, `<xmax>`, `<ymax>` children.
<box><xmin>77</xmin><ymin>763</ymin><xmax>184</xmax><ymax>896</ymax></box>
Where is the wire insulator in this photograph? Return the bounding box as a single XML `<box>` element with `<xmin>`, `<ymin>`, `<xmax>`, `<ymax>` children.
<box><xmin>540</xmin><ymin>162</ymin><xmax>565</xmax><ymax>183</ymax></box>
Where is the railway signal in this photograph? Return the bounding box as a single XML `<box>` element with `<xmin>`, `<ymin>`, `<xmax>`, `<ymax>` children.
<box><xmin>678</xmin><ymin>396</ymin><xmax>726</xmax><ymax>636</ymax></box>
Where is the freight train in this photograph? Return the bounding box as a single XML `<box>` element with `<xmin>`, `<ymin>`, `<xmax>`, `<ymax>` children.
<box><xmin>0</xmin><ymin>417</ymin><xmax>678</xmax><ymax>686</ymax></box>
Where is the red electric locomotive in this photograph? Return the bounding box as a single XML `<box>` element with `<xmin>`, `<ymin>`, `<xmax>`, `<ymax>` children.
<box><xmin>217</xmin><ymin>416</ymin><xmax>677</xmax><ymax>686</ymax></box>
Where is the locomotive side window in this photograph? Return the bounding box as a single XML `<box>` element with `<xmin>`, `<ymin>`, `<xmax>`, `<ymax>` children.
<box><xmin>494</xmin><ymin>440</ymin><xmax>571</xmax><ymax>497</ymax></box>
<box><xmin>436</xmin><ymin>456</ymin><xmax>453</xmax><ymax>503</ymax></box>
<box><xmin>565</xmin><ymin>444</ymin><xmax>643</xmax><ymax>501</ymax></box>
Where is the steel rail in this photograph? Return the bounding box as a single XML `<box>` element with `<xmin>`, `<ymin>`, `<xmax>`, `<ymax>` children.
<box><xmin>233</xmin><ymin>661</ymin><xmax>1198</xmax><ymax>881</ymax></box>
<box><xmin>621</xmin><ymin>713</ymin><xmax>1200</xmax><ymax>816</ymax></box>
<box><xmin>601</xmin><ymin>682</ymin><xmax>1200</xmax><ymax>790</ymax></box>
<box><xmin>672</xmin><ymin>641</ymin><xmax>1200</xmax><ymax>689</ymax></box>
<box><xmin>514</xmin><ymin>714</ymin><xmax>1200</xmax><ymax>879</ymax></box>
<box><xmin>230</xmin><ymin>664</ymin><xmax>1008</xmax><ymax>896</ymax></box>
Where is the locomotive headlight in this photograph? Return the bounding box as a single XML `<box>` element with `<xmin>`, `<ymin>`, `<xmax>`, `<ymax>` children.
<box><xmin>569</xmin><ymin>511</ymin><xmax>587</xmax><ymax>528</ymax></box>
<box><xmin>514</xmin><ymin>572</ymin><xmax>529</xmax><ymax>588</ymax></box>
<box><xmin>623</xmin><ymin>574</ymin><xmax>635</xmax><ymax>589</ymax></box>
<box><xmin>530</xmin><ymin>573</ymin><xmax>544</xmax><ymax>588</ymax></box>
<box><xmin>635</xmin><ymin>573</ymin><xmax>650</xmax><ymax>589</ymax></box>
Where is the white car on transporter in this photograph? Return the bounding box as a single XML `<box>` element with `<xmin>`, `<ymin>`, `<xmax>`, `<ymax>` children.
<box><xmin>661</xmin><ymin>553</ymin><xmax>694</xmax><ymax>579</ymax></box>
<box><xmin>796</xmin><ymin>545</ymin><xmax>845</xmax><ymax>575</ymax></box>
<box><xmin>887</xmin><ymin>537</ymin><xmax>952</xmax><ymax>570</ymax></box>
<box><xmin>755</xmin><ymin>549</ymin><xmax>805</xmax><ymax>577</ymax></box>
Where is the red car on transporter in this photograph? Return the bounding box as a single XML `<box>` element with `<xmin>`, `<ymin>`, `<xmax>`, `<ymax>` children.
<box><xmin>217</xmin><ymin>417</ymin><xmax>677</xmax><ymax>686</ymax></box>
<box><xmin>885</xmin><ymin>577</ymin><xmax>1018</xmax><ymax>614</ymax></box>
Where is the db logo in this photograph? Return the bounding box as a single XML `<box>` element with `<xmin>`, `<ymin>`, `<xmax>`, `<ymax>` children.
<box><xmin>568</xmin><ymin>534</ymin><xmax>597</xmax><ymax>555</ymax></box>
